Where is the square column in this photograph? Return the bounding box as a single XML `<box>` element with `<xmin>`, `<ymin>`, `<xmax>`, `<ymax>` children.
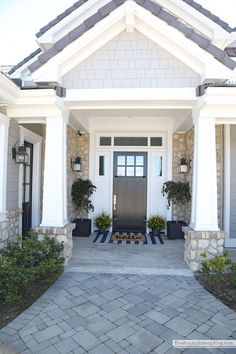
<box><xmin>41</xmin><ymin>113</ymin><xmax>68</xmax><ymax>227</ymax></box>
<box><xmin>190</xmin><ymin>115</ymin><xmax>219</xmax><ymax>231</ymax></box>
<box><xmin>0</xmin><ymin>113</ymin><xmax>10</xmax><ymax>223</ymax></box>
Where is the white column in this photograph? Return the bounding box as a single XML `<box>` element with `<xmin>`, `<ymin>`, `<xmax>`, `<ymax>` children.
<box><xmin>0</xmin><ymin>113</ymin><xmax>10</xmax><ymax>222</ymax></box>
<box><xmin>41</xmin><ymin>112</ymin><xmax>68</xmax><ymax>227</ymax></box>
<box><xmin>190</xmin><ymin>114</ymin><xmax>219</xmax><ymax>231</ymax></box>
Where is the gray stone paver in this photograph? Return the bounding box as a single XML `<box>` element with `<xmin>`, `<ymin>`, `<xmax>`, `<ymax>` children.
<box><xmin>1</xmin><ymin>272</ymin><xmax>236</xmax><ymax>353</ymax></box>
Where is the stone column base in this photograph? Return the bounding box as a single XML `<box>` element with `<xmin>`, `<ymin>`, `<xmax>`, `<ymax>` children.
<box><xmin>34</xmin><ymin>223</ymin><xmax>75</xmax><ymax>265</ymax></box>
<box><xmin>0</xmin><ymin>209</ymin><xmax>23</xmax><ymax>249</ymax></box>
<box><xmin>183</xmin><ymin>226</ymin><xmax>227</xmax><ymax>272</ymax></box>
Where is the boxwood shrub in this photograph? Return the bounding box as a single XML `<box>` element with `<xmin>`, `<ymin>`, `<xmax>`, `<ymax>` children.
<box><xmin>0</xmin><ymin>231</ymin><xmax>64</xmax><ymax>304</ymax></box>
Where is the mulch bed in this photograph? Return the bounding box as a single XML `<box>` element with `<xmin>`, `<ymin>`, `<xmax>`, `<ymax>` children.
<box><xmin>0</xmin><ymin>273</ymin><xmax>61</xmax><ymax>329</ymax></box>
<box><xmin>196</xmin><ymin>272</ymin><xmax>236</xmax><ymax>311</ymax></box>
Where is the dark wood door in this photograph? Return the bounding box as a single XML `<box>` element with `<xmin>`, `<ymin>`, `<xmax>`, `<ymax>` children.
<box><xmin>113</xmin><ymin>152</ymin><xmax>147</xmax><ymax>232</ymax></box>
<box><xmin>22</xmin><ymin>141</ymin><xmax>33</xmax><ymax>237</ymax></box>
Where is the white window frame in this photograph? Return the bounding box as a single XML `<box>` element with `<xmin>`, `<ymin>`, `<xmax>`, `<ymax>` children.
<box><xmin>0</xmin><ymin>113</ymin><xmax>10</xmax><ymax>223</ymax></box>
<box><xmin>19</xmin><ymin>127</ymin><xmax>42</xmax><ymax>228</ymax></box>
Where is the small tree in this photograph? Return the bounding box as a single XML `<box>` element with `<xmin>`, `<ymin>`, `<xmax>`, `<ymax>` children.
<box><xmin>71</xmin><ymin>179</ymin><xmax>96</xmax><ymax>218</ymax></box>
<box><xmin>162</xmin><ymin>181</ymin><xmax>191</xmax><ymax>221</ymax></box>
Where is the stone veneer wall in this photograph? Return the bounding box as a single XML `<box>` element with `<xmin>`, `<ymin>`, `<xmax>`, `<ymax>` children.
<box><xmin>34</xmin><ymin>224</ymin><xmax>75</xmax><ymax>265</ymax></box>
<box><xmin>172</xmin><ymin>125</ymin><xmax>223</xmax><ymax>227</ymax></box>
<box><xmin>183</xmin><ymin>227</ymin><xmax>226</xmax><ymax>271</ymax></box>
<box><xmin>67</xmin><ymin>127</ymin><xmax>90</xmax><ymax>221</ymax></box>
<box><xmin>0</xmin><ymin>210</ymin><xmax>22</xmax><ymax>249</ymax></box>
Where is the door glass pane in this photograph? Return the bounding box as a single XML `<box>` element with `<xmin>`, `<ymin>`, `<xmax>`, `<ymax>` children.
<box><xmin>136</xmin><ymin>156</ymin><xmax>144</xmax><ymax>166</ymax></box>
<box><xmin>25</xmin><ymin>166</ymin><xmax>30</xmax><ymax>183</ymax></box>
<box><xmin>136</xmin><ymin>167</ymin><xmax>144</xmax><ymax>177</ymax></box>
<box><xmin>154</xmin><ymin>156</ymin><xmax>163</xmax><ymax>176</ymax></box>
<box><xmin>126</xmin><ymin>167</ymin><xmax>135</xmax><ymax>176</ymax></box>
<box><xmin>127</xmin><ymin>156</ymin><xmax>134</xmax><ymax>165</ymax></box>
<box><xmin>24</xmin><ymin>185</ymin><xmax>30</xmax><ymax>202</ymax></box>
<box><xmin>117</xmin><ymin>166</ymin><xmax>125</xmax><ymax>176</ymax></box>
<box><xmin>117</xmin><ymin>156</ymin><xmax>125</xmax><ymax>165</ymax></box>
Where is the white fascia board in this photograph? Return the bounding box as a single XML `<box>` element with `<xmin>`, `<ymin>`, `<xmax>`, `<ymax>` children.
<box><xmin>156</xmin><ymin>0</ymin><xmax>230</xmax><ymax>42</ymax></box>
<box><xmin>37</xmin><ymin>0</ymin><xmax>109</xmax><ymax>46</ymax></box>
<box><xmin>65</xmin><ymin>88</ymin><xmax>196</xmax><ymax>102</ymax></box>
<box><xmin>0</xmin><ymin>73</ymin><xmax>19</xmax><ymax>105</ymax></box>
<box><xmin>32</xmin><ymin>5</ymin><xmax>127</xmax><ymax>82</ymax></box>
<box><xmin>134</xmin><ymin>4</ymin><xmax>232</xmax><ymax>80</ymax></box>
<box><xmin>65</xmin><ymin>88</ymin><xmax>197</xmax><ymax>110</ymax></box>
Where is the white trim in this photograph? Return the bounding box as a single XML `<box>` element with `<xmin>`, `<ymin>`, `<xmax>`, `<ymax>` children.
<box><xmin>224</xmin><ymin>125</ymin><xmax>230</xmax><ymax>236</ymax></box>
<box><xmin>90</xmin><ymin>130</ymin><xmax>169</xmax><ymax>231</ymax></box>
<box><xmin>0</xmin><ymin>113</ymin><xmax>10</xmax><ymax>223</ymax></box>
<box><xmin>190</xmin><ymin>115</ymin><xmax>219</xmax><ymax>231</ymax></box>
<box><xmin>41</xmin><ymin>114</ymin><xmax>69</xmax><ymax>227</ymax></box>
<box><xmin>19</xmin><ymin>127</ymin><xmax>42</xmax><ymax>228</ymax></box>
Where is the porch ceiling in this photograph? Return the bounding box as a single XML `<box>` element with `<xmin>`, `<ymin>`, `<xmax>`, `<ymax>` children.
<box><xmin>69</xmin><ymin>107</ymin><xmax>192</xmax><ymax>133</ymax></box>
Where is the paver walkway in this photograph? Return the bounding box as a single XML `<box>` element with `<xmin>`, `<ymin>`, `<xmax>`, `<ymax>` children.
<box><xmin>1</xmin><ymin>272</ymin><xmax>236</xmax><ymax>353</ymax></box>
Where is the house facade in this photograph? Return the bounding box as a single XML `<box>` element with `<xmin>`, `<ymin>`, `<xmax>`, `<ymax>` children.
<box><xmin>0</xmin><ymin>0</ymin><xmax>236</xmax><ymax>270</ymax></box>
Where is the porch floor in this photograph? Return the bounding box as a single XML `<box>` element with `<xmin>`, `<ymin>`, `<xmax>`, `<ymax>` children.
<box><xmin>68</xmin><ymin>236</ymin><xmax>192</xmax><ymax>276</ymax></box>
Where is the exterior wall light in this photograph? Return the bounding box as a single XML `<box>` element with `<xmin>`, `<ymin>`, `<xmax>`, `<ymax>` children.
<box><xmin>180</xmin><ymin>157</ymin><xmax>189</xmax><ymax>173</ymax></box>
<box><xmin>71</xmin><ymin>157</ymin><xmax>82</xmax><ymax>172</ymax></box>
<box><xmin>12</xmin><ymin>143</ymin><xmax>29</xmax><ymax>165</ymax></box>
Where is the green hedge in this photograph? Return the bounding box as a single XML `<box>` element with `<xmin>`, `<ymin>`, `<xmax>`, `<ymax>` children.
<box><xmin>0</xmin><ymin>231</ymin><xmax>64</xmax><ymax>304</ymax></box>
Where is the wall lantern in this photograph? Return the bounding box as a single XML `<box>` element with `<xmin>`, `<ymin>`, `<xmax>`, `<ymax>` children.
<box><xmin>12</xmin><ymin>143</ymin><xmax>29</xmax><ymax>165</ymax></box>
<box><xmin>71</xmin><ymin>157</ymin><xmax>82</xmax><ymax>172</ymax></box>
<box><xmin>180</xmin><ymin>158</ymin><xmax>189</xmax><ymax>173</ymax></box>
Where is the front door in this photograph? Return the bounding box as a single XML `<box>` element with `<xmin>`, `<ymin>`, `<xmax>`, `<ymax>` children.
<box><xmin>22</xmin><ymin>141</ymin><xmax>33</xmax><ymax>237</ymax></box>
<box><xmin>113</xmin><ymin>152</ymin><xmax>147</xmax><ymax>232</ymax></box>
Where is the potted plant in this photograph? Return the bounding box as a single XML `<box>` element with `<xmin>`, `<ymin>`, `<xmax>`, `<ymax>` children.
<box><xmin>162</xmin><ymin>181</ymin><xmax>191</xmax><ymax>239</ymax></box>
<box><xmin>146</xmin><ymin>215</ymin><xmax>166</xmax><ymax>236</ymax></box>
<box><xmin>71</xmin><ymin>178</ymin><xmax>96</xmax><ymax>237</ymax></box>
<box><xmin>94</xmin><ymin>212</ymin><xmax>112</xmax><ymax>234</ymax></box>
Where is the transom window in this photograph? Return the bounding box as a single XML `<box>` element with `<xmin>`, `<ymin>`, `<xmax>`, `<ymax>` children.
<box><xmin>116</xmin><ymin>154</ymin><xmax>145</xmax><ymax>177</ymax></box>
<box><xmin>99</xmin><ymin>136</ymin><xmax>164</xmax><ymax>147</ymax></box>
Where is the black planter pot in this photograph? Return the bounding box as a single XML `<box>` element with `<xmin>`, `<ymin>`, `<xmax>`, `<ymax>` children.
<box><xmin>167</xmin><ymin>221</ymin><xmax>187</xmax><ymax>239</ymax></box>
<box><xmin>72</xmin><ymin>218</ymin><xmax>91</xmax><ymax>237</ymax></box>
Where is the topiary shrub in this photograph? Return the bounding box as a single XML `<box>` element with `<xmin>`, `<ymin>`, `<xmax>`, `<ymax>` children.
<box><xmin>71</xmin><ymin>179</ymin><xmax>96</xmax><ymax>217</ymax></box>
<box><xmin>94</xmin><ymin>212</ymin><xmax>112</xmax><ymax>233</ymax></box>
<box><xmin>146</xmin><ymin>215</ymin><xmax>166</xmax><ymax>232</ymax></box>
<box><xmin>0</xmin><ymin>231</ymin><xmax>64</xmax><ymax>304</ymax></box>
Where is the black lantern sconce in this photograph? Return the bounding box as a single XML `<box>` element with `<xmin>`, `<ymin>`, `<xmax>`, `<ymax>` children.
<box><xmin>12</xmin><ymin>142</ymin><xmax>29</xmax><ymax>165</ymax></box>
<box><xmin>180</xmin><ymin>157</ymin><xmax>191</xmax><ymax>173</ymax></box>
<box><xmin>71</xmin><ymin>157</ymin><xmax>82</xmax><ymax>172</ymax></box>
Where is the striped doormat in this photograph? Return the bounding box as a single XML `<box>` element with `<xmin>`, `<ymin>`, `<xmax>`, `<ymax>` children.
<box><xmin>93</xmin><ymin>231</ymin><xmax>164</xmax><ymax>245</ymax></box>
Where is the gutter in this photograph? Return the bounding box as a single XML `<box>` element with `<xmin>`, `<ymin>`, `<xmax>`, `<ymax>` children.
<box><xmin>196</xmin><ymin>83</ymin><xmax>236</xmax><ymax>96</ymax></box>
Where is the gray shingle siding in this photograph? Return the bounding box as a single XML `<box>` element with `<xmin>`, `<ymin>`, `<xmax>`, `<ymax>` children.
<box><xmin>7</xmin><ymin>119</ymin><xmax>20</xmax><ymax>212</ymax></box>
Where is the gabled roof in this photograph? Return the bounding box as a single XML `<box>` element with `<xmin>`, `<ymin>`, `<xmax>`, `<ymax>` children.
<box><xmin>8</xmin><ymin>48</ymin><xmax>42</xmax><ymax>75</ymax></box>
<box><xmin>36</xmin><ymin>0</ymin><xmax>234</xmax><ymax>39</ymax></box>
<box><xmin>182</xmin><ymin>0</ymin><xmax>233</xmax><ymax>33</ymax></box>
<box><xmin>9</xmin><ymin>0</ymin><xmax>236</xmax><ymax>77</ymax></box>
<box><xmin>26</xmin><ymin>0</ymin><xmax>236</xmax><ymax>74</ymax></box>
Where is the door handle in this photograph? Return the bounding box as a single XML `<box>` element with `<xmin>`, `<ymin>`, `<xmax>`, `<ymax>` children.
<box><xmin>113</xmin><ymin>194</ymin><xmax>117</xmax><ymax>211</ymax></box>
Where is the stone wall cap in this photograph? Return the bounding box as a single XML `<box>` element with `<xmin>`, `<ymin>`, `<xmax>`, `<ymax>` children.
<box><xmin>34</xmin><ymin>223</ymin><xmax>76</xmax><ymax>235</ymax></box>
<box><xmin>183</xmin><ymin>226</ymin><xmax>227</xmax><ymax>240</ymax></box>
<box><xmin>6</xmin><ymin>209</ymin><xmax>23</xmax><ymax>217</ymax></box>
